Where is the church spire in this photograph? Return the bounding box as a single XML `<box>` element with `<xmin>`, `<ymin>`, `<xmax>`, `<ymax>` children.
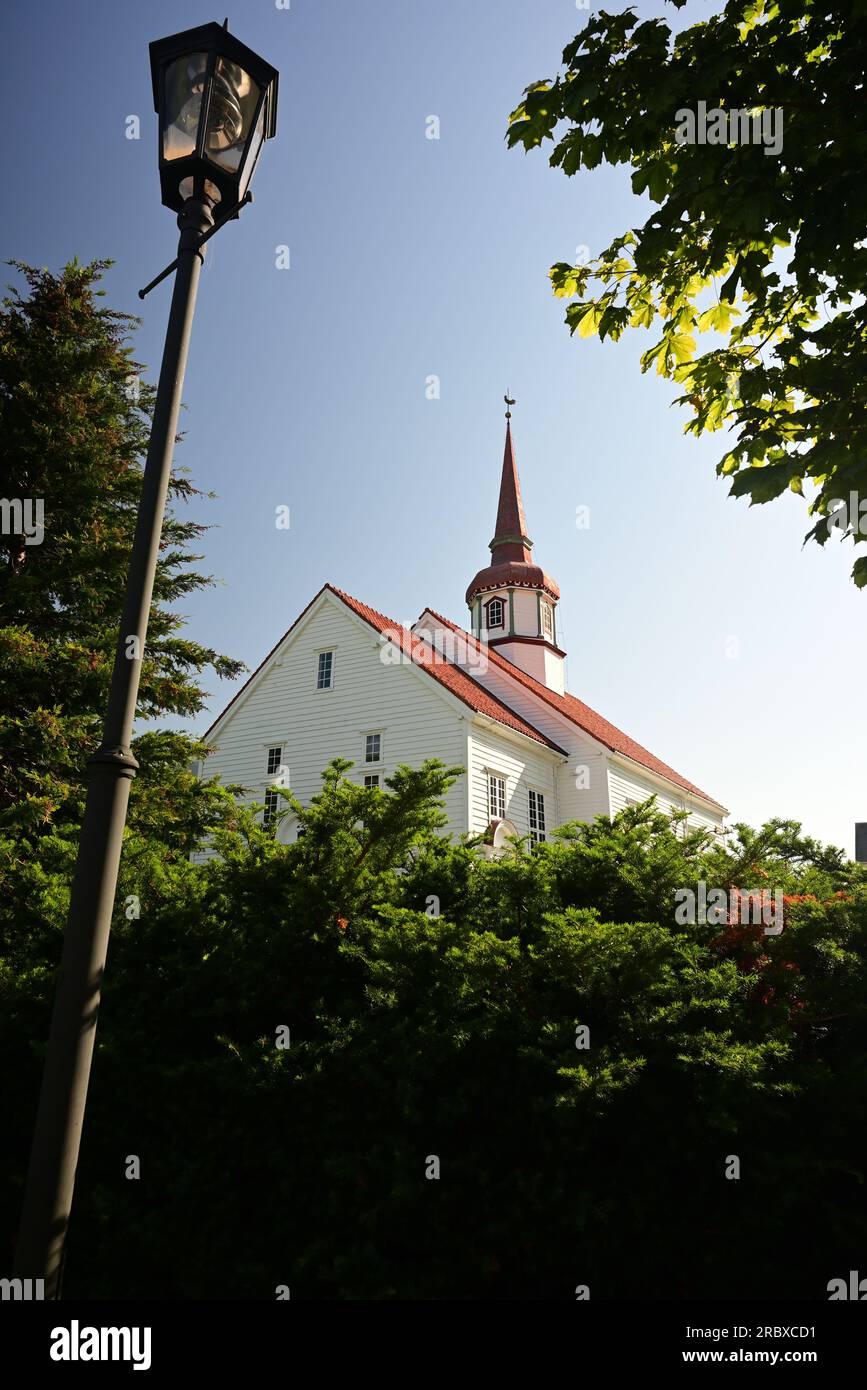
<box><xmin>464</xmin><ymin>397</ymin><xmax>565</xmax><ymax>693</ymax></box>
<box><xmin>491</xmin><ymin>397</ymin><xmax>533</xmax><ymax>564</ymax></box>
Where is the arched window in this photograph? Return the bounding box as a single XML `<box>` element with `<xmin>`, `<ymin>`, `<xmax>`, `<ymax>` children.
<box><xmin>485</xmin><ymin>597</ymin><xmax>505</xmax><ymax>630</ymax></box>
<box><xmin>540</xmin><ymin>601</ymin><xmax>554</xmax><ymax>640</ymax></box>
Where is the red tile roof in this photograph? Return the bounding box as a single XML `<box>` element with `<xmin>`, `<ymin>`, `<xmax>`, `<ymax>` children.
<box><xmin>421</xmin><ymin>608</ymin><xmax>726</xmax><ymax>811</ymax></box>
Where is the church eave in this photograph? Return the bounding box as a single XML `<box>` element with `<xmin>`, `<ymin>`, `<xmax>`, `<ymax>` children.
<box><xmin>487</xmin><ymin>634</ymin><xmax>568</xmax><ymax>659</ymax></box>
<box><xmin>466</xmin><ymin>572</ymin><xmax>561</xmax><ymax>605</ymax></box>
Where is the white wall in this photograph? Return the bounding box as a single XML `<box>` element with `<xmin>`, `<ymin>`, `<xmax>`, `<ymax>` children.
<box><xmin>491</xmin><ymin>638</ymin><xmax>550</xmax><ymax>688</ymax></box>
<box><xmin>468</xmin><ymin>725</ymin><xmax>561</xmax><ymax>839</ymax></box>
<box><xmin>555</xmin><ymin>749</ymin><xmax>610</xmax><ymax>827</ymax></box>
<box><xmin>511</xmin><ymin>588</ymin><xmax>539</xmax><ymax>634</ymax></box>
<box><xmin>607</xmin><ymin>760</ymin><xmax>725</xmax><ymax>835</ymax></box>
<box><xmin>197</xmin><ymin>594</ymin><xmax>469</xmax><ymax>851</ymax></box>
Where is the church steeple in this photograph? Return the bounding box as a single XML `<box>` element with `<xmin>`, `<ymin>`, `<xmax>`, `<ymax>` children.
<box><xmin>490</xmin><ymin>417</ymin><xmax>533</xmax><ymax>565</ymax></box>
<box><xmin>465</xmin><ymin>399</ymin><xmax>565</xmax><ymax>694</ymax></box>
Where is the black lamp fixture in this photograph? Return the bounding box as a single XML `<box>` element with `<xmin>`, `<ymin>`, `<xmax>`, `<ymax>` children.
<box><xmin>149</xmin><ymin>19</ymin><xmax>278</xmax><ymax>214</ymax></box>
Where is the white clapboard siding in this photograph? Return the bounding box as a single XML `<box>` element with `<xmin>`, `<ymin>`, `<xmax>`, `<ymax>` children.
<box><xmin>684</xmin><ymin>805</ymin><xmax>727</xmax><ymax>837</ymax></box>
<box><xmin>197</xmin><ymin>593</ymin><xmax>468</xmax><ymax>848</ymax></box>
<box><xmin>555</xmin><ymin>750</ymin><xmax>610</xmax><ymax>826</ymax></box>
<box><xmin>607</xmin><ymin>760</ymin><xmax>724</xmax><ymax>834</ymax></box>
<box><xmin>511</xmin><ymin>588</ymin><xmax>539</xmax><ymax>633</ymax></box>
<box><xmin>468</xmin><ymin>727</ymin><xmax>561</xmax><ymax>839</ymax></box>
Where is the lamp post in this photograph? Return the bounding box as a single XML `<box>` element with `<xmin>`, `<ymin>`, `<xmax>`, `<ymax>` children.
<box><xmin>14</xmin><ymin>21</ymin><xmax>278</xmax><ymax>1297</ymax></box>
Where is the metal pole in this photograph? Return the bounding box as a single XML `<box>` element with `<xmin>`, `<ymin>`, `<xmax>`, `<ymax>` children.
<box><xmin>14</xmin><ymin>193</ymin><xmax>215</xmax><ymax>1296</ymax></box>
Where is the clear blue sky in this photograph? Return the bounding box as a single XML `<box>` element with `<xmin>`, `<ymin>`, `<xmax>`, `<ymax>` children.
<box><xmin>5</xmin><ymin>0</ymin><xmax>865</xmax><ymax>852</ymax></box>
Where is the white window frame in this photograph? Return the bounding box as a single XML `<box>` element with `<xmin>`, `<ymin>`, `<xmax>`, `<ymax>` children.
<box><xmin>363</xmin><ymin>773</ymin><xmax>381</xmax><ymax>789</ymax></box>
<box><xmin>485</xmin><ymin>596</ymin><xmax>505</xmax><ymax>630</ymax></box>
<box><xmin>266</xmin><ymin>745</ymin><xmax>283</xmax><ymax>776</ymax></box>
<box><xmin>528</xmin><ymin>788</ymin><xmax>546</xmax><ymax>844</ymax></box>
<box><xmin>263</xmin><ymin>787</ymin><xmax>280</xmax><ymax>826</ymax></box>
<box><xmin>363</xmin><ymin>731</ymin><xmax>383</xmax><ymax>764</ymax></box>
<box><xmin>540</xmin><ymin>601</ymin><xmax>554</xmax><ymax>640</ymax></box>
<box><xmin>488</xmin><ymin>773</ymin><xmax>506</xmax><ymax>821</ymax></box>
<box><xmin>316</xmin><ymin>649</ymin><xmax>335</xmax><ymax>690</ymax></box>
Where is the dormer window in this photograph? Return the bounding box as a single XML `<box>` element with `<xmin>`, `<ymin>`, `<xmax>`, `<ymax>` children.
<box><xmin>540</xmin><ymin>601</ymin><xmax>554</xmax><ymax>640</ymax></box>
<box><xmin>485</xmin><ymin>597</ymin><xmax>505</xmax><ymax>630</ymax></box>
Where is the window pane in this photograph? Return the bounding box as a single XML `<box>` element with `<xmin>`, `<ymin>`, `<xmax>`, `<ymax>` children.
<box><xmin>204</xmin><ymin>58</ymin><xmax>260</xmax><ymax>173</ymax></box>
<box><xmin>317</xmin><ymin>651</ymin><xmax>333</xmax><ymax>688</ymax></box>
<box><xmin>267</xmin><ymin>745</ymin><xmax>282</xmax><ymax>775</ymax></box>
<box><xmin>162</xmin><ymin>53</ymin><xmax>207</xmax><ymax>161</ymax></box>
<box><xmin>529</xmin><ymin>789</ymin><xmax>546</xmax><ymax>843</ymax></box>
<box><xmin>486</xmin><ymin>598</ymin><xmax>504</xmax><ymax>630</ymax></box>
<box><xmin>365</xmin><ymin>733</ymin><xmax>381</xmax><ymax>762</ymax></box>
<box><xmin>238</xmin><ymin>99</ymin><xmax>266</xmax><ymax>200</ymax></box>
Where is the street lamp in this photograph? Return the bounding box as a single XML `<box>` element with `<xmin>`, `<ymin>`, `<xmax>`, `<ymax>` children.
<box><xmin>151</xmin><ymin>21</ymin><xmax>278</xmax><ymax>213</ymax></box>
<box><xmin>14</xmin><ymin>20</ymin><xmax>278</xmax><ymax>1298</ymax></box>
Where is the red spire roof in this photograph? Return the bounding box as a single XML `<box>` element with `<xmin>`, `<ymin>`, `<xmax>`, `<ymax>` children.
<box><xmin>492</xmin><ymin>422</ymin><xmax>532</xmax><ymax>564</ymax></box>
<box><xmin>466</xmin><ymin>417</ymin><xmax>560</xmax><ymax>605</ymax></box>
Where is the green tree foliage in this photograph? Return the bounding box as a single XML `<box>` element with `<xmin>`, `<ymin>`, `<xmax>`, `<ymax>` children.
<box><xmin>5</xmin><ymin>758</ymin><xmax>864</xmax><ymax>1300</ymax></box>
<box><xmin>507</xmin><ymin>0</ymin><xmax>867</xmax><ymax>584</ymax></box>
<box><xmin>0</xmin><ymin>258</ymin><xmax>243</xmax><ymax>826</ymax></box>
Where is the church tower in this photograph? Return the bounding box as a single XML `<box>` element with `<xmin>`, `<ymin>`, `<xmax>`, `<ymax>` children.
<box><xmin>465</xmin><ymin>400</ymin><xmax>566</xmax><ymax>694</ymax></box>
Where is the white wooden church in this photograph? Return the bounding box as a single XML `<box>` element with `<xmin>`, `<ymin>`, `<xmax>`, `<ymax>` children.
<box><xmin>197</xmin><ymin>409</ymin><xmax>726</xmax><ymax>846</ymax></box>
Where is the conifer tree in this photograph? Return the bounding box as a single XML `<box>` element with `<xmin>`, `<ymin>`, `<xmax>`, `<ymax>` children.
<box><xmin>0</xmin><ymin>259</ymin><xmax>242</xmax><ymax>835</ymax></box>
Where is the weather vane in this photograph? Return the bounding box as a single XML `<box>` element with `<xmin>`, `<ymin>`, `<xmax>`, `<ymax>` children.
<box><xmin>504</xmin><ymin>392</ymin><xmax>516</xmax><ymax>419</ymax></box>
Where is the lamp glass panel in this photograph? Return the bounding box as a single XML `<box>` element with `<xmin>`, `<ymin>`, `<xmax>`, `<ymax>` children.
<box><xmin>237</xmin><ymin>99</ymin><xmax>266</xmax><ymax>198</ymax></box>
<box><xmin>204</xmin><ymin>58</ymin><xmax>260</xmax><ymax>172</ymax></box>
<box><xmin>162</xmin><ymin>52</ymin><xmax>208</xmax><ymax>161</ymax></box>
